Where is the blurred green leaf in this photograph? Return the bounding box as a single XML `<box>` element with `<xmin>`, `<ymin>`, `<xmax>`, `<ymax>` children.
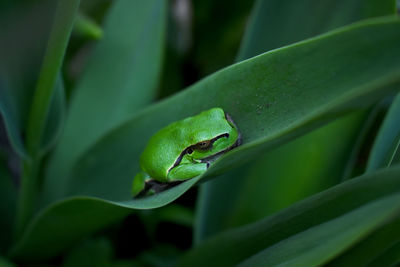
<box><xmin>41</xmin><ymin>76</ymin><xmax>66</xmax><ymax>155</ymax></box>
<box><xmin>0</xmin><ymin>160</ymin><xmax>17</xmax><ymax>252</ymax></box>
<box><xmin>11</xmin><ymin>177</ymin><xmax>200</xmax><ymax>260</ymax></box>
<box><xmin>43</xmin><ymin>0</ymin><xmax>167</xmax><ymax>203</ymax></box>
<box><xmin>180</xmin><ymin>166</ymin><xmax>400</xmax><ymax>266</ymax></box>
<box><xmin>0</xmin><ymin>77</ymin><xmax>65</xmax><ymax>158</ymax></box>
<box><xmin>0</xmin><ymin>256</ymin><xmax>16</xmax><ymax>267</ymax></box>
<box><xmin>341</xmin><ymin>102</ymin><xmax>384</xmax><ymax>180</ymax></box>
<box><xmin>195</xmin><ymin>112</ymin><xmax>366</xmax><ymax>242</ymax></box>
<box><xmin>220</xmin><ymin>112</ymin><xmax>367</xmax><ymax>227</ymax></box>
<box><xmin>15</xmin><ymin>0</ymin><xmax>80</xmax><ymax>239</ymax></box>
<box><xmin>237</xmin><ymin>0</ymin><xmax>396</xmax><ymax>60</ymax></box>
<box><xmin>238</xmin><ymin>194</ymin><xmax>400</xmax><ymax>267</ymax></box>
<box><xmin>136</xmin><ymin>244</ymin><xmax>182</xmax><ymax>267</ymax></box>
<box><xmin>152</xmin><ymin>204</ymin><xmax>194</xmax><ymax>228</ymax></box>
<box><xmin>73</xmin><ymin>12</ymin><xmax>103</xmax><ymax>40</ymax></box>
<box><xmin>139</xmin><ymin>204</ymin><xmax>194</xmax><ymax>243</ymax></box>
<box><xmin>366</xmin><ymin>241</ymin><xmax>400</xmax><ymax>267</ymax></box>
<box><xmin>326</xmin><ymin>216</ymin><xmax>400</xmax><ymax>266</ymax></box>
<box><xmin>195</xmin><ymin>0</ymin><xmax>396</xmax><ymax>242</ymax></box>
<box><xmin>12</xmin><ymin>17</ymin><xmax>400</xmax><ymax>261</ymax></box>
<box><xmin>63</xmin><ymin>238</ymin><xmax>112</xmax><ymax>267</ymax></box>
<box><xmin>366</xmin><ymin>93</ymin><xmax>400</xmax><ymax>172</ymax></box>
<box><xmin>0</xmin><ymin>84</ymin><xmax>27</xmax><ymax>158</ymax></box>
<box><xmin>0</xmin><ymin>1</ymin><xmax>65</xmax><ymax>158</ymax></box>
<box><xmin>192</xmin><ymin>0</ymin><xmax>254</xmax><ymax>76</ymax></box>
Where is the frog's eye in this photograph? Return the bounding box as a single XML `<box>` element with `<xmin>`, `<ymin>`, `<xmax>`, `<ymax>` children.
<box><xmin>195</xmin><ymin>140</ymin><xmax>212</xmax><ymax>150</ymax></box>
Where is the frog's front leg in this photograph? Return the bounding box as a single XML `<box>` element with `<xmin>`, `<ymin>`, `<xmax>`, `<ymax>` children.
<box><xmin>167</xmin><ymin>162</ymin><xmax>208</xmax><ymax>181</ymax></box>
<box><xmin>131</xmin><ymin>171</ymin><xmax>151</xmax><ymax>196</ymax></box>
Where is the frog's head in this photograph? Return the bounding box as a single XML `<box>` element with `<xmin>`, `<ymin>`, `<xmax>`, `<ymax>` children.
<box><xmin>169</xmin><ymin>108</ymin><xmax>241</xmax><ymax>171</ymax></box>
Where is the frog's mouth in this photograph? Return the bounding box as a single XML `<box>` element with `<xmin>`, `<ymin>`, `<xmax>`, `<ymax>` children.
<box><xmin>170</xmin><ymin>132</ymin><xmax>242</xmax><ymax>173</ymax></box>
<box><xmin>170</xmin><ymin>133</ymin><xmax>229</xmax><ymax>170</ymax></box>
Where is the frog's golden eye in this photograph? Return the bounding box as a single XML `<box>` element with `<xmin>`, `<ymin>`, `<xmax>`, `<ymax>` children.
<box><xmin>195</xmin><ymin>140</ymin><xmax>212</xmax><ymax>150</ymax></box>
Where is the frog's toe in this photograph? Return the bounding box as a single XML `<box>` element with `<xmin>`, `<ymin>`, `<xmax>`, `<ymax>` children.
<box><xmin>132</xmin><ymin>172</ymin><xmax>150</xmax><ymax>197</ymax></box>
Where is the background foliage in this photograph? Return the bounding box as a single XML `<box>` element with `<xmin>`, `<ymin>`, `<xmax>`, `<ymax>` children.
<box><xmin>0</xmin><ymin>0</ymin><xmax>399</xmax><ymax>266</ymax></box>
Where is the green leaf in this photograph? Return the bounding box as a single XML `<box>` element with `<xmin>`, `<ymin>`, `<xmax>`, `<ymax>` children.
<box><xmin>195</xmin><ymin>0</ymin><xmax>396</xmax><ymax>243</ymax></box>
<box><xmin>136</xmin><ymin>244</ymin><xmax>182</xmax><ymax>267</ymax></box>
<box><xmin>238</xmin><ymin>194</ymin><xmax>400</xmax><ymax>267</ymax></box>
<box><xmin>179</xmin><ymin>166</ymin><xmax>400</xmax><ymax>266</ymax></box>
<box><xmin>13</xmin><ymin>17</ymin><xmax>400</xmax><ymax>261</ymax></box>
<box><xmin>191</xmin><ymin>0</ymin><xmax>253</xmax><ymax>76</ymax></box>
<box><xmin>11</xmin><ymin>177</ymin><xmax>200</xmax><ymax>260</ymax></box>
<box><xmin>0</xmin><ymin>1</ymin><xmax>65</xmax><ymax>158</ymax></box>
<box><xmin>53</xmin><ymin>17</ymin><xmax>400</xmax><ymax>201</ymax></box>
<box><xmin>0</xmin><ymin>161</ymin><xmax>17</xmax><ymax>252</ymax></box>
<box><xmin>15</xmin><ymin>0</ymin><xmax>80</xmax><ymax>239</ymax></box>
<box><xmin>43</xmin><ymin>0</ymin><xmax>167</xmax><ymax>203</ymax></box>
<box><xmin>24</xmin><ymin>0</ymin><xmax>79</xmax><ymax>157</ymax></box>
<box><xmin>73</xmin><ymin>13</ymin><xmax>103</xmax><ymax>40</ymax></box>
<box><xmin>237</xmin><ymin>0</ymin><xmax>396</xmax><ymax>61</ymax></box>
<box><xmin>0</xmin><ymin>256</ymin><xmax>16</xmax><ymax>267</ymax></box>
<box><xmin>326</xmin><ymin>216</ymin><xmax>400</xmax><ymax>266</ymax></box>
<box><xmin>366</xmin><ymin>92</ymin><xmax>400</xmax><ymax>172</ymax></box>
<box><xmin>63</xmin><ymin>18</ymin><xmax>400</xmax><ymax>201</ymax></box>
<box><xmin>366</xmin><ymin>241</ymin><xmax>400</xmax><ymax>267</ymax></box>
<box><xmin>341</xmin><ymin>101</ymin><xmax>385</xmax><ymax>180</ymax></box>
<box><xmin>63</xmin><ymin>238</ymin><xmax>112</xmax><ymax>267</ymax></box>
<box><xmin>0</xmin><ymin>77</ymin><xmax>65</xmax><ymax>158</ymax></box>
<box><xmin>41</xmin><ymin>75</ymin><xmax>66</xmax><ymax>154</ymax></box>
<box><xmin>196</xmin><ymin>112</ymin><xmax>366</xmax><ymax>234</ymax></box>
<box><xmin>0</xmin><ymin>84</ymin><xmax>27</xmax><ymax>158</ymax></box>
<box><xmin>150</xmin><ymin>204</ymin><xmax>194</xmax><ymax>228</ymax></box>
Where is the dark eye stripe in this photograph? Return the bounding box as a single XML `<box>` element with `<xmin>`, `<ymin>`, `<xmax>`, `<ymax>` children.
<box><xmin>168</xmin><ymin>133</ymin><xmax>230</xmax><ymax>171</ymax></box>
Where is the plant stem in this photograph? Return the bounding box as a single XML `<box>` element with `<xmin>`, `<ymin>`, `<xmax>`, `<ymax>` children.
<box><xmin>15</xmin><ymin>0</ymin><xmax>80</xmax><ymax>239</ymax></box>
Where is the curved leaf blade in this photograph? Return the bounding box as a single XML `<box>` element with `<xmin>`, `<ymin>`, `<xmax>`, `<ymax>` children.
<box><xmin>67</xmin><ymin>17</ymin><xmax>400</xmax><ymax>201</ymax></box>
<box><xmin>366</xmin><ymin>92</ymin><xmax>400</xmax><ymax>172</ymax></box>
<box><xmin>0</xmin><ymin>1</ymin><xmax>65</xmax><ymax>158</ymax></box>
<box><xmin>41</xmin><ymin>76</ymin><xmax>66</xmax><ymax>154</ymax></box>
<box><xmin>43</xmin><ymin>0</ymin><xmax>167</xmax><ymax>202</ymax></box>
<box><xmin>195</xmin><ymin>111</ymin><xmax>367</xmax><ymax>241</ymax></box>
<box><xmin>326</xmin><ymin>216</ymin><xmax>400</xmax><ymax>266</ymax></box>
<box><xmin>0</xmin><ymin>257</ymin><xmax>16</xmax><ymax>267</ymax></box>
<box><xmin>237</xmin><ymin>0</ymin><xmax>396</xmax><ymax>61</ymax></box>
<box><xmin>238</xmin><ymin>194</ymin><xmax>400</xmax><ymax>267</ymax></box>
<box><xmin>0</xmin><ymin>160</ymin><xmax>17</xmax><ymax>252</ymax></box>
<box><xmin>366</xmin><ymin>241</ymin><xmax>400</xmax><ymax>267</ymax></box>
<box><xmin>189</xmin><ymin>0</ymin><xmax>397</xmax><ymax>242</ymax></box>
<box><xmin>180</xmin><ymin>166</ymin><xmax>400</xmax><ymax>266</ymax></box>
<box><xmin>0</xmin><ymin>84</ymin><xmax>27</xmax><ymax>158</ymax></box>
<box><xmin>11</xmin><ymin>176</ymin><xmax>200</xmax><ymax>260</ymax></box>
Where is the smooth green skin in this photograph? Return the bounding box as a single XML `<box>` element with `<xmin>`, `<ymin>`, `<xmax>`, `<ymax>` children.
<box><xmin>132</xmin><ymin>108</ymin><xmax>239</xmax><ymax>196</ymax></box>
